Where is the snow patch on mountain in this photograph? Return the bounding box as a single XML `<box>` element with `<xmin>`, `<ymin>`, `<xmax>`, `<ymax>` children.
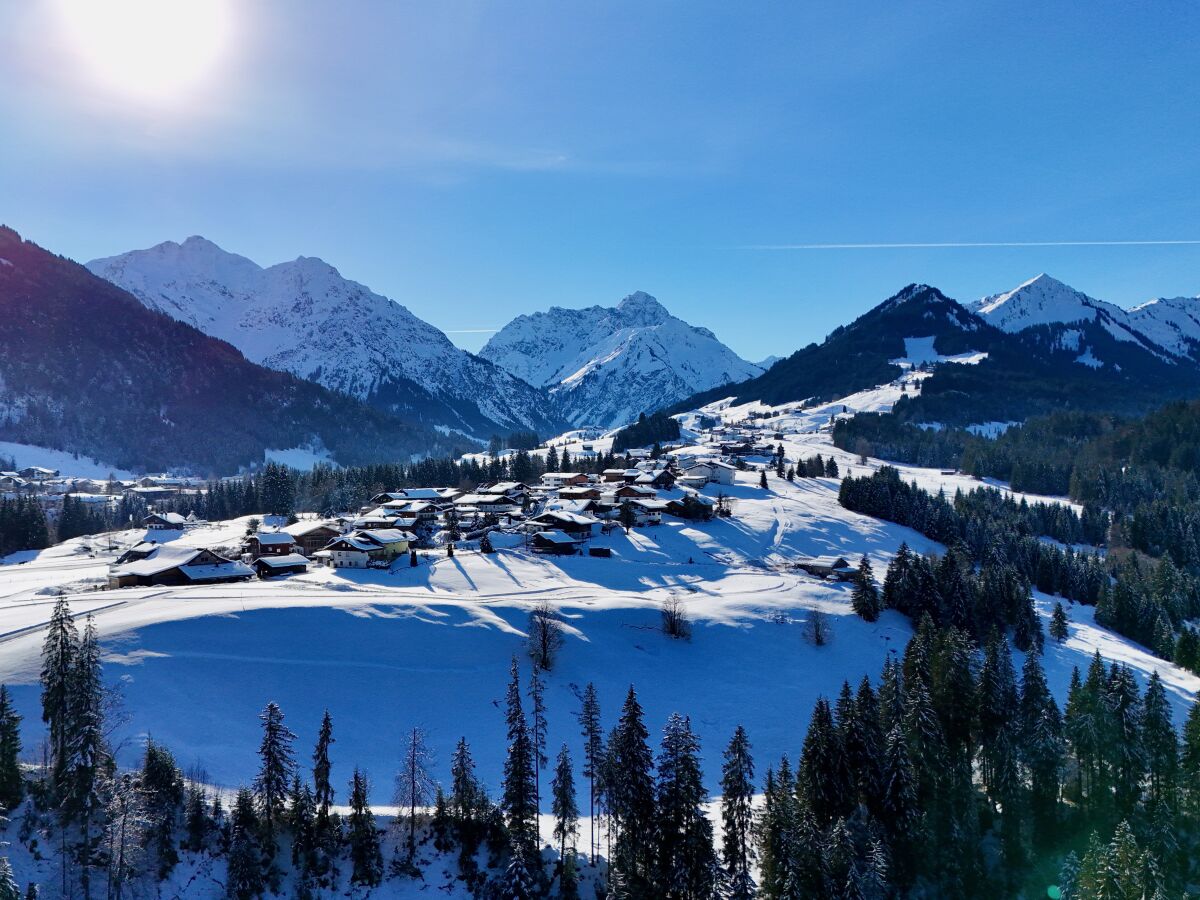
<box><xmin>480</xmin><ymin>292</ymin><xmax>762</xmax><ymax>429</ymax></box>
<box><xmin>87</xmin><ymin>237</ymin><xmax>563</xmax><ymax>439</ymax></box>
<box><xmin>890</xmin><ymin>336</ymin><xmax>988</xmax><ymax>368</ymax></box>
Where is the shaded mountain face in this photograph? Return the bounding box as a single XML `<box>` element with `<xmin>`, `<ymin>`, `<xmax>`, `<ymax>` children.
<box><xmin>0</xmin><ymin>227</ymin><xmax>460</xmax><ymax>474</ymax></box>
<box><xmin>479</xmin><ymin>291</ymin><xmax>762</xmax><ymax>429</ymax></box>
<box><xmin>671</xmin><ymin>281</ymin><xmax>1200</xmax><ymax>425</ymax></box>
<box><xmin>88</xmin><ymin>237</ymin><xmax>565</xmax><ymax>441</ymax></box>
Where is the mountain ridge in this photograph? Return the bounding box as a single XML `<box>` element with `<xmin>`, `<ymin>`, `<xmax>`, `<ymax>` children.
<box><xmin>480</xmin><ymin>291</ymin><xmax>762</xmax><ymax>429</ymax></box>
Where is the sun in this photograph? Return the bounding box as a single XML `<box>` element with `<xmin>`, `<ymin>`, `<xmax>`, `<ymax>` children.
<box><xmin>56</xmin><ymin>0</ymin><xmax>232</xmax><ymax>104</ymax></box>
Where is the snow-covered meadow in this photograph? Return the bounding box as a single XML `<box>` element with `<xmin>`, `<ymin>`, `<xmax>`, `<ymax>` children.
<box><xmin>1</xmin><ymin>418</ymin><xmax>1191</xmax><ymax>810</ymax></box>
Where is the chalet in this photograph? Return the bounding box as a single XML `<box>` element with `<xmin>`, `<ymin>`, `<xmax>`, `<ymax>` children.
<box><xmin>546</xmin><ymin>498</ymin><xmax>602</xmax><ymax>517</ymax></box>
<box><xmin>528</xmin><ymin>510</ymin><xmax>598</xmax><ymax>539</ymax></box>
<box><xmin>285</xmin><ymin>521</ymin><xmax>343</xmax><ymax>557</ymax></box>
<box><xmin>108</xmin><ymin>545</ymin><xmax>253</xmax><ymax>588</ymax></box>
<box><xmin>531</xmin><ymin>530</ymin><xmax>584</xmax><ymax>555</ymax></box>
<box><xmin>127</xmin><ymin>485</ymin><xmax>180</xmax><ymax>501</ymax></box>
<box><xmin>613</xmin><ymin>484</ymin><xmax>657</xmax><ymax>501</ymax></box>
<box><xmin>317</xmin><ymin>528</ymin><xmax>414</xmax><ymax>569</ymax></box>
<box><xmin>454</xmin><ymin>493</ymin><xmax>522</xmax><ymax>515</ymax></box>
<box><xmin>253</xmin><ymin>553</ymin><xmax>309</xmax><ymax>578</ymax></box>
<box><xmin>600</xmin><ymin>469</ymin><xmax>628</xmax><ymax>483</ymax></box>
<box><xmin>541</xmin><ymin>472</ymin><xmax>589</xmax><ymax>489</ymax></box>
<box><xmin>627</xmin><ymin>498</ymin><xmax>669</xmax><ymax>526</ymax></box>
<box><xmin>244</xmin><ymin>531</ymin><xmax>297</xmax><ymax>558</ymax></box>
<box><xmin>381</xmin><ymin>500</ymin><xmax>439</xmax><ymax>525</ymax></box>
<box><xmin>144</xmin><ymin>512</ymin><xmax>188</xmax><ymax>530</ymax></box>
<box><xmin>19</xmin><ymin>466</ymin><xmax>58</xmax><ymax>481</ymax></box>
<box><xmin>0</xmin><ymin>475</ymin><xmax>28</xmax><ymax>493</ymax></box>
<box><xmin>665</xmin><ymin>494</ymin><xmax>716</xmax><ymax>521</ymax></box>
<box><xmin>796</xmin><ymin>555</ymin><xmax>855</xmax><ymax>580</ymax></box>
<box><xmin>479</xmin><ymin>481</ymin><xmax>533</xmax><ymax>497</ymax></box>
<box><xmin>635</xmin><ymin>470</ymin><xmax>675</xmax><ymax>489</ymax></box>
<box><xmin>558</xmin><ymin>486</ymin><xmax>601</xmax><ymax>501</ymax></box>
<box><xmin>368</xmin><ymin>488</ymin><xmax>460</xmax><ymax>509</ymax></box>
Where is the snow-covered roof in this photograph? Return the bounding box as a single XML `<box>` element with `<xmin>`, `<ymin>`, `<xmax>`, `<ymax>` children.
<box><xmin>534</xmin><ymin>510</ymin><xmax>598</xmax><ymax>526</ymax></box>
<box><xmin>111</xmin><ymin>544</ymin><xmax>201</xmax><ymax>577</ymax></box>
<box><xmin>356</xmin><ymin>528</ymin><xmax>414</xmax><ymax>545</ymax></box>
<box><xmin>534</xmin><ymin>530</ymin><xmax>583</xmax><ymax>545</ymax></box>
<box><xmin>254</xmin><ymin>532</ymin><xmax>294</xmax><ymax>545</ymax></box>
<box><xmin>255</xmin><ymin>553</ymin><xmax>309</xmax><ymax>568</ymax></box>
<box><xmin>285</xmin><ymin>520</ymin><xmax>338</xmax><ymax>537</ymax></box>
<box><xmin>181</xmin><ymin>561</ymin><xmax>254</xmax><ymax>582</ymax></box>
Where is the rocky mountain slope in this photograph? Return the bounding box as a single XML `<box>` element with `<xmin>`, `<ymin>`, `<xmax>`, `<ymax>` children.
<box><xmin>87</xmin><ymin>237</ymin><xmax>564</xmax><ymax>440</ymax></box>
<box><xmin>480</xmin><ymin>291</ymin><xmax>761</xmax><ymax>428</ymax></box>
<box><xmin>0</xmin><ymin>227</ymin><xmax>459</xmax><ymax>473</ymax></box>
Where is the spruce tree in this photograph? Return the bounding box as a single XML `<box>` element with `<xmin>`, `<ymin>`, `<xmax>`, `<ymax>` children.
<box><xmin>799</xmin><ymin>697</ymin><xmax>851</xmax><ymax>826</ymax></box>
<box><xmin>502</xmin><ymin>658</ymin><xmax>538</xmax><ymax>854</ymax></box>
<box><xmin>347</xmin><ymin>769</ymin><xmax>383</xmax><ymax>887</ymax></box>
<box><xmin>253</xmin><ymin>701</ymin><xmax>297</xmax><ymax>845</ymax></box>
<box><xmin>0</xmin><ymin>859</ymin><xmax>18</xmax><ymax>900</ymax></box>
<box><xmin>577</xmin><ymin>682</ymin><xmax>603</xmax><ymax>861</ymax></box>
<box><xmin>551</xmin><ymin>744</ymin><xmax>579</xmax><ymax>875</ymax></box>
<box><xmin>226</xmin><ymin>788</ymin><xmax>264</xmax><ymax>900</ymax></box>
<box><xmin>851</xmin><ymin>556</ymin><xmax>881</xmax><ymax>622</ymax></box>
<box><xmin>607</xmin><ymin>686</ymin><xmax>655</xmax><ymax>889</ymax></box>
<box><xmin>1049</xmin><ymin>601</ymin><xmax>1069</xmax><ymax>642</ymax></box>
<box><xmin>141</xmin><ymin>740</ymin><xmax>185</xmax><ymax>878</ymax></box>
<box><xmin>39</xmin><ymin>598</ymin><xmax>78</xmax><ymax>784</ymax></box>
<box><xmin>65</xmin><ymin>616</ymin><xmax>107</xmax><ymax>900</ymax></box>
<box><xmin>0</xmin><ymin>686</ymin><xmax>22</xmax><ymax>808</ymax></box>
<box><xmin>1141</xmin><ymin>672</ymin><xmax>1178</xmax><ymax>806</ymax></box>
<box><xmin>1019</xmin><ymin>651</ymin><xmax>1063</xmax><ymax>843</ymax></box>
<box><xmin>311</xmin><ymin>709</ymin><xmax>334</xmax><ymax>825</ymax></box>
<box><xmin>654</xmin><ymin>713</ymin><xmax>715</xmax><ymax>899</ymax></box>
<box><xmin>719</xmin><ymin>725</ymin><xmax>755</xmax><ymax>900</ymax></box>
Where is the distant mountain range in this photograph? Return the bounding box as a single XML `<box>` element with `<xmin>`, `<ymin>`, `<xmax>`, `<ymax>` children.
<box><xmin>87</xmin><ymin>237</ymin><xmax>565</xmax><ymax>441</ymax></box>
<box><xmin>672</xmin><ymin>275</ymin><xmax>1200</xmax><ymax>425</ymax></box>
<box><xmin>480</xmin><ymin>291</ymin><xmax>763</xmax><ymax>429</ymax></box>
<box><xmin>0</xmin><ymin>227</ymin><xmax>461</xmax><ymax>474</ymax></box>
<box><xmin>5</xmin><ymin>217</ymin><xmax>1197</xmax><ymax>471</ymax></box>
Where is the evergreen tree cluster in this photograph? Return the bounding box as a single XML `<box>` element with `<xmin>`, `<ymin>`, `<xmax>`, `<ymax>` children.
<box><xmin>611</xmin><ymin>412</ymin><xmax>682</xmax><ymax>453</ymax></box>
<box><xmin>12</xmin><ymin>601</ymin><xmax>1200</xmax><ymax>900</ymax></box>
<box><xmin>839</xmin><ymin>466</ymin><xmax>1200</xmax><ymax>668</ymax></box>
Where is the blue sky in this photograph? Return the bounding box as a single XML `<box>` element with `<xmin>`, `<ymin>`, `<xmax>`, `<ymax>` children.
<box><xmin>1</xmin><ymin>1</ymin><xmax>1197</xmax><ymax>359</ymax></box>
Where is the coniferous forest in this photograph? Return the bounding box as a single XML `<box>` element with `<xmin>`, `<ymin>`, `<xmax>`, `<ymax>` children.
<box><xmin>4</xmin><ymin>597</ymin><xmax>1200</xmax><ymax>899</ymax></box>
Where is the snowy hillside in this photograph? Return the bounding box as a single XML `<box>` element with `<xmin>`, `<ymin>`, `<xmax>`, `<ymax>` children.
<box><xmin>1128</xmin><ymin>294</ymin><xmax>1200</xmax><ymax>361</ymax></box>
<box><xmin>88</xmin><ymin>238</ymin><xmax>564</xmax><ymax>440</ymax></box>
<box><xmin>480</xmin><ymin>292</ymin><xmax>762</xmax><ymax>429</ymax></box>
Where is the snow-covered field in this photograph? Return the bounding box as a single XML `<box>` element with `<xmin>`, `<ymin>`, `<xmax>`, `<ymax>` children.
<box><xmin>0</xmin><ymin>440</ymin><xmax>137</xmax><ymax>480</ymax></box>
<box><xmin>0</xmin><ymin>427</ymin><xmax>1187</xmax><ymax>810</ymax></box>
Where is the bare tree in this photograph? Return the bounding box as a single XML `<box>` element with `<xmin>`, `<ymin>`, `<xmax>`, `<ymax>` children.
<box><xmin>804</xmin><ymin>608</ymin><xmax>831</xmax><ymax>647</ymax></box>
<box><xmin>661</xmin><ymin>596</ymin><xmax>692</xmax><ymax>640</ymax></box>
<box><xmin>393</xmin><ymin>727</ymin><xmax>437</xmax><ymax>864</ymax></box>
<box><xmin>528</xmin><ymin>601</ymin><xmax>565</xmax><ymax>670</ymax></box>
<box><xmin>104</xmin><ymin>772</ymin><xmax>148</xmax><ymax>900</ymax></box>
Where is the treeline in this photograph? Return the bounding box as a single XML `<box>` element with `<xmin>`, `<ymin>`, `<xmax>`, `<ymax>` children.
<box><xmin>10</xmin><ymin>599</ymin><xmax>1200</xmax><ymax>899</ymax></box>
<box><xmin>611</xmin><ymin>412</ymin><xmax>681</xmax><ymax>453</ymax></box>
<box><xmin>840</xmin><ymin>467</ymin><xmax>1200</xmax><ymax>672</ymax></box>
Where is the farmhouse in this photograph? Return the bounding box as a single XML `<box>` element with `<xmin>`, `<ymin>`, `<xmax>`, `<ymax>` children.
<box><xmin>244</xmin><ymin>531</ymin><xmax>297</xmax><ymax>558</ymax></box>
<box><xmin>144</xmin><ymin>512</ymin><xmax>188</xmax><ymax>530</ymax></box>
<box><xmin>541</xmin><ymin>472</ymin><xmax>589</xmax><ymax>488</ymax></box>
<box><xmin>285</xmin><ymin>521</ymin><xmax>342</xmax><ymax>557</ymax></box>
<box><xmin>317</xmin><ymin>528</ymin><xmax>414</xmax><ymax>568</ymax></box>
<box><xmin>108</xmin><ymin>545</ymin><xmax>253</xmax><ymax>588</ymax></box>
<box><xmin>528</xmin><ymin>509</ymin><xmax>598</xmax><ymax>538</ymax></box>
<box><xmin>796</xmin><ymin>555</ymin><xmax>855</xmax><ymax>580</ymax></box>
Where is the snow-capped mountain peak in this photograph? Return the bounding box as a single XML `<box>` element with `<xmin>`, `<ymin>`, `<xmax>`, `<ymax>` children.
<box><xmin>480</xmin><ymin>293</ymin><xmax>762</xmax><ymax>429</ymax></box>
<box><xmin>972</xmin><ymin>273</ymin><xmax>1113</xmax><ymax>330</ymax></box>
<box><xmin>88</xmin><ymin>237</ymin><xmax>564</xmax><ymax>440</ymax></box>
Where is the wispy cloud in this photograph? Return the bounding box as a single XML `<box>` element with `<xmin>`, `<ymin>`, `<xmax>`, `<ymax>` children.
<box><xmin>741</xmin><ymin>240</ymin><xmax>1200</xmax><ymax>250</ymax></box>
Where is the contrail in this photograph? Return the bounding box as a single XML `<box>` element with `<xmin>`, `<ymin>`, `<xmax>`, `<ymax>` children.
<box><xmin>742</xmin><ymin>240</ymin><xmax>1200</xmax><ymax>250</ymax></box>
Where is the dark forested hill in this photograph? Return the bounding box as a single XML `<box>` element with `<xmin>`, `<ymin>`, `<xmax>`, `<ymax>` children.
<box><xmin>669</xmin><ymin>283</ymin><xmax>1200</xmax><ymax>423</ymax></box>
<box><xmin>0</xmin><ymin>227</ymin><xmax>462</xmax><ymax>474</ymax></box>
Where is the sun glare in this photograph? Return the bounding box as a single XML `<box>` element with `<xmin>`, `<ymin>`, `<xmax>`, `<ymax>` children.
<box><xmin>56</xmin><ymin>0</ymin><xmax>231</xmax><ymax>103</ymax></box>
